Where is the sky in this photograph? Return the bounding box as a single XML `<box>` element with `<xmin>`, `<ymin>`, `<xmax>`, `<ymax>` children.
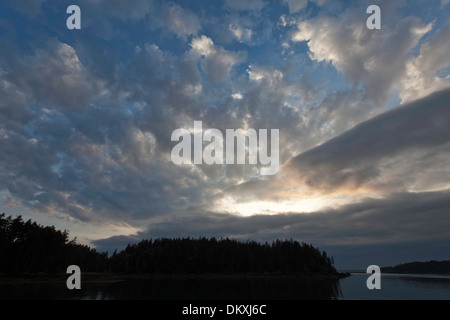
<box><xmin>1</xmin><ymin>0</ymin><xmax>450</xmax><ymax>270</ymax></box>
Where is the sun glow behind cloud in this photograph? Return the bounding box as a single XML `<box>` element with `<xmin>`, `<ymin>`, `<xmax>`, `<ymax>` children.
<box><xmin>213</xmin><ymin>192</ymin><xmax>381</xmax><ymax>217</ymax></box>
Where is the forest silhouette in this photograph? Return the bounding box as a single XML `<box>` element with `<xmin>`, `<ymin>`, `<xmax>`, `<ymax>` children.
<box><xmin>382</xmin><ymin>261</ymin><xmax>450</xmax><ymax>274</ymax></box>
<box><xmin>0</xmin><ymin>214</ymin><xmax>337</xmax><ymax>275</ymax></box>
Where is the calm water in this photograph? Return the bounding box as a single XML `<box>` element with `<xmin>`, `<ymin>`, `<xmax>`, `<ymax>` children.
<box><xmin>338</xmin><ymin>273</ymin><xmax>450</xmax><ymax>300</ymax></box>
<box><xmin>1</xmin><ymin>273</ymin><xmax>450</xmax><ymax>300</ymax></box>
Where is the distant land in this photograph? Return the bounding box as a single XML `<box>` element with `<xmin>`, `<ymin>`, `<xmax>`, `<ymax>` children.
<box><xmin>382</xmin><ymin>260</ymin><xmax>450</xmax><ymax>275</ymax></box>
<box><xmin>0</xmin><ymin>214</ymin><xmax>345</xmax><ymax>278</ymax></box>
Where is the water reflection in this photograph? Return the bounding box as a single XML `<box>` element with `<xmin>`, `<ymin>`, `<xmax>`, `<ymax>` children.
<box><xmin>1</xmin><ymin>274</ymin><xmax>449</xmax><ymax>300</ymax></box>
<box><xmin>0</xmin><ymin>275</ymin><xmax>341</xmax><ymax>300</ymax></box>
<box><xmin>398</xmin><ymin>274</ymin><xmax>450</xmax><ymax>285</ymax></box>
<box><xmin>338</xmin><ymin>273</ymin><xmax>450</xmax><ymax>300</ymax></box>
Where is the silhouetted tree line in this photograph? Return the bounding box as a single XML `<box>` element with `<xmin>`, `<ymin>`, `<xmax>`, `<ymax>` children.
<box><xmin>0</xmin><ymin>214</ymin><xmax>108</xmax><ymax>274</ymax></box>
<box><xmin>109</xmin><ymin>238</ymin><xmax>336</xmax><ymax>274</ymax></box>
<box><xmin>382</xmin><ymin>260</ymin><xmax>450</xmax><ymax>275</ymax></box>
<box><xmin>0</xmin><ymin>214</ymin><xmax>337</xmax><ymax>275</ymax></box>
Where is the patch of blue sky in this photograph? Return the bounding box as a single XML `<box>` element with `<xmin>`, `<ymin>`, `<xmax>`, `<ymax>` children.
<box><xmin>0</xmin><ymin>5</ymin><xmax>42</xmax><ymax>55</ymax></box>
<box><xmin>397</xmin><ymin>0</ymin><xmax>449</xmax><ymax>25</ymax></box>
<box><xmin>384</xmin><ymin>95</ymin><xmax>402</xmax><ymax>111</ymax></box>
<box><xmin>436</xmin><ymin>65</ymin><xmax>450</xmax><ymax>79</ymax></box>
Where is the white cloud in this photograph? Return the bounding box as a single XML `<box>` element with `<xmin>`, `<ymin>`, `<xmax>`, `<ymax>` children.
<box><xmin>292</xmin><ymin>12</ymin><xmax>433</xmax><ymax>107</ymax></box>
<box><xmin>399</xmin><ymin>23</ymin><xmax>450</xmax><ymax>102</ymax></box>
<box><xmin>229</xmin><ymin>24</ymin><xmax>253</xmax><ymax>43</ymax></box>
<box><xmin>232</xmin><ymin>92</ymin><xmax>243</xmax><ymax>100</ymax></box>
<box><xmin>282</xmin><ymin>0</ymin><xmax>308</xmax><ymax>13</ymax></box>
<box><xmin>190</xmin><ymin>36</ymin><xmax>246</xmax><ymax>83</ymax></box>
<box><xmin>191</xmin><ymin>35</ymin><xmax>215</xmax><ymax>56</ymax></box>
<box><xmin>279</xmin><ymin>15</ymin><xmax>297</xmax><ymax>27</ymax></box>
<box><xmin>164</xmin><ymin>4</ymin><xmax>201</xmax><ymax>38</ymax></box>
<box><xmin>247</xmin><ymin>65</ymin><xmax>283</xmax><ymax>83</ymax></box>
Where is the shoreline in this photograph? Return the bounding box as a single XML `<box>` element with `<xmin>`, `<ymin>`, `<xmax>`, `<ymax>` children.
<box><xmin>0</xmin><ymin>271</ymin><xmax>349</xmax><ymax>285</ymax></box>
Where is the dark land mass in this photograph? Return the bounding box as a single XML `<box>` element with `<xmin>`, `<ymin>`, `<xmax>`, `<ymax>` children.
<box><xmin>0</xmin><ymin>214</ymin><xmax>346</xmax><ymax>279</ymax></box>
<box><xmin>382</xmin><ymin>260</ymin><xmax>450</xmax><ymax>275</ymax></box>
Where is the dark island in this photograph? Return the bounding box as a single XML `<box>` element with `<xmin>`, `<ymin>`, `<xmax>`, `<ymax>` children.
<box><xmin>0</xmin><ymin>213</ymin><xmax>351</xmax><ymax>299</ymax></box>
<box><xmin>382</xmin><ymin>261</ymin><xmax>450</xmax><ymax>275</ymax></box>
<box><xmin>0</xmin><ymin>213</ymin><xmax>343</xmax><ymax>276</ymax></box>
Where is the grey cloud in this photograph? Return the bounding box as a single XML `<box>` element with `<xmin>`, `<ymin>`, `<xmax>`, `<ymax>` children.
<box><xmin>309</xmin><ymin>90</ymin><xmax>376</xmax><ymax>140</ymax></box>
<box><xmin>190</xmin><ymin>35</ymin><xmax>247</xmax><ymax>83</ymax></box>
<box><xmin>202</xmin><ymin>49</ymin><xmax>246</xmax><ymax>83</ymax></box>
<box><xmin>6</xmin><ymin>41</ymin><xmax>104</xmax><ymax>110</ymax></box>
<box><xmin>292</xmin><ymin>4</ymin><xmax>432</xmax><ymax>107</ymax></box>
<box><xmin>93</xmin><ymin>189</ymin><xmax>450</xmax><ymax>269</ymax></box>
<box><xmin>140</xmin><ymin>2</ymin><xmax>203</xmax><ymax>39</ymax></box>
<box><xmin>162</xmin><ymin>4</ymin><xmax>202</xmax><ymax>38</ymax></box>
<box><xmin>224</xmin><ymin>0</ymin><xmax>267</xmax><ymax>12</ymax></box>
<box><xmin>0</xmin><ymin>39</ymin><xmax>214</xmax><ymax>223</ymax></box>
<box><xmin>285</xmin><ymin>88</ymin><xmax>450</xmax><ymax>191</ymax></box>
<box><xmin>79</xmin><ymin>0</ymin><xmax>201</xmax><ymax>40</ymax></box>
<box><xmin>219</xmin><ymin>88</ymin><xmax>450</xmax><ymax>203</ymax></box>
<box><xmin>282</xmin><ymin>0</ymin><xmax>309</xmax><ymax>13</ymax></box>
<box><xmin>0</xmin><ymin>71</ymin><xmax>35</xmax><ymax>130</ymax></box>
<box><xmin>206</xmin><ymin>10</ymin><xmax>275</xmax><ymax>48</ymax></box>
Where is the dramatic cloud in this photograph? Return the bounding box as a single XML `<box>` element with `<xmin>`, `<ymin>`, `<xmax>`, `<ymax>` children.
<box><xmin>1</xmin><ymin>1</ymin><xmax>449</xmax><ymax>269</ymax></box>
<box><xmin>399</xmin><ymin>23</ymin><xmax>450</xmax><ymax>102</ymax></box>
<box><xmin>94</xmin><ymin>189</ymin><xmax>450</xmax><ymax>268</ymax></box>
<box><xmin>285</xmin><ymin>88</ymin><xmax>450</xmax><ymax>192</ymax></box>
<box><xmin>219</xmin><ymin>88</ymin><xmax>450</xmax><ymax>206</ymax></box>
<box><xmin>292</xmin><ymin>6</ymin><xmax>433</xmax><ymax>107</ymax></box>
